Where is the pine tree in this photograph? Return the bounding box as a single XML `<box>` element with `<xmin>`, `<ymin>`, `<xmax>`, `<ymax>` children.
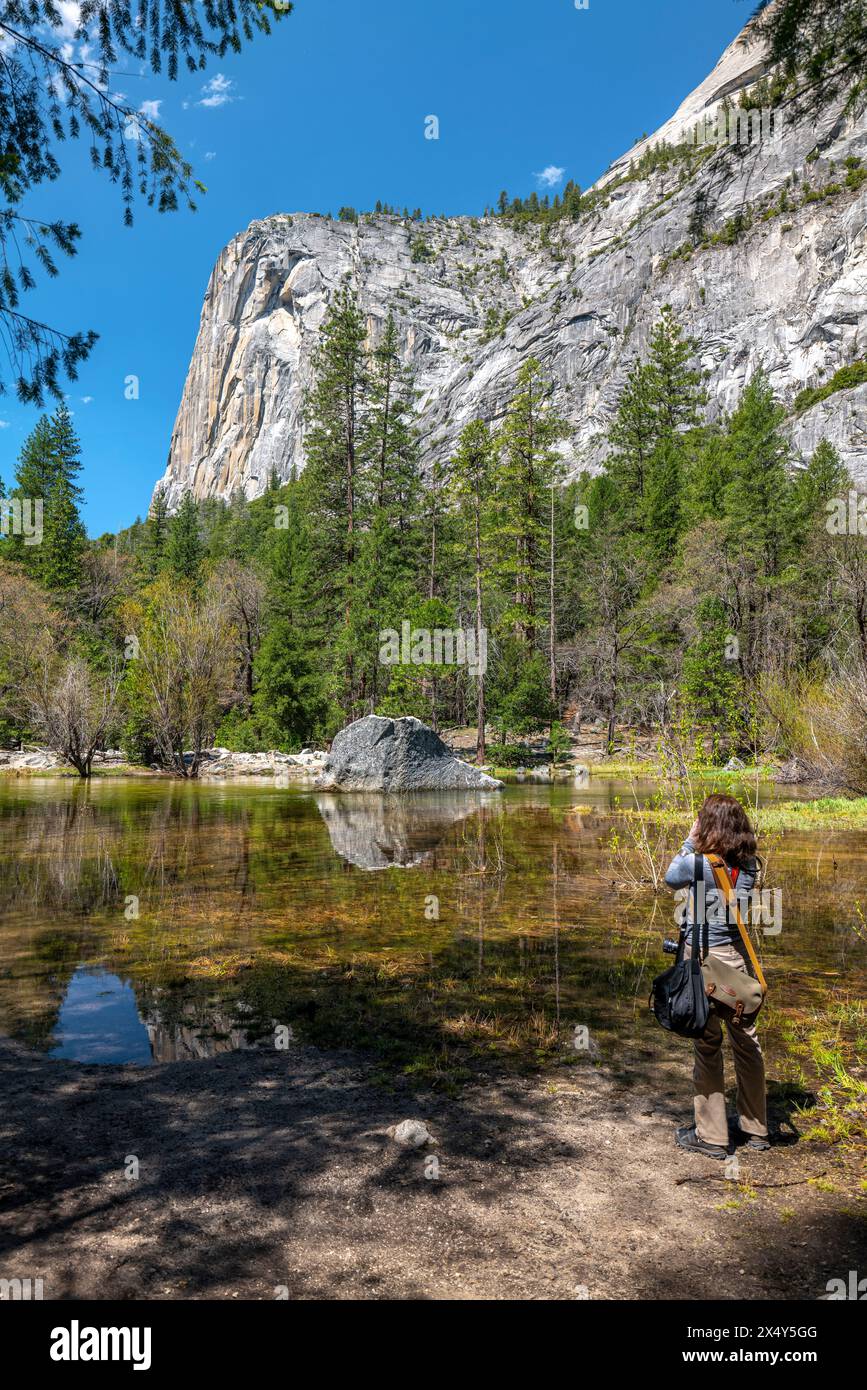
<box><xmin>7</xmin><ymin>415</ymin><xmax>56</xmax><ymax>571</ymax></box>
<box><xmin>791</xmin><ymin>440</ymin><xmax>850</xmax><ymax>664</ymax></box>
<box><xmin>645</xmin><ymin>305</ymin><xmax>706</xmax><ymax>439</ymax></box>
<box><xmin>681</xmin><ymin>596</ymin><xmax>742</xmax><ymax>740</ymax></box>
<box><xmin>353</xmin><ymin>507</ymin><xmax>419</xmax><ymax>712</ymax></box>
<box><xmin>635</xmin><ymin>307</ymin><xmax>706</xmax><ymax>569</ymax></box>
<box><xmin>722</xmin><ymin>371</ymin><xmax>792</xmax><ymax>575</ymax></box>
<box><xmin>492</xmin><ymin>358</ymin><xmax>567</xmax><ymax>646</ymax></box>
<box><xmin>38</xmin><ymin>404</ymin><xmax>86</xmax><ymax>590</ymax></box>
<box><xmin>448</xmin><ymin>419</ymin><xmax>495</xmax><ymax>759</ymax></box>
<box><xmin>641</xmin><ymin>437</ymin><xmax>682</xmax><ymax>567</ymax></box>
<box><xmin>792</xmin><ymin>438</ymin><xmax>848</xmax><ymax>534</ymax></box>
<box><xmin>364</xmin><ymin>312</ymin><xmax>421</xmax><ymax>522</ymax></box>
<box><xmin>605</xmin><ymin>361</ymin><xmax>656</xmax><ymax>523</ymax></box>
<box><xmin>254</xmin><ymin>477</ymin><xmax>329</xmax><ymax>747</ymax></box>
<box><xmin>167</xmin><ymin>492</ymin><xmax>204</xmax><ymax>584</ymax></box>
<box><xmin>14</xmin><ymin>414</ymin><xmax>57</xmax><ymax>500</ymax></box>
<box><xmin>40</xmin><ymin>468</ymin><xmax>85</xmax><ymax>590</ymax></box>
<box><xmin>142</xmin><ymin>486</ymin><xmax>169</xmax><ymax>579</ymax></box>
<box><xmin>302</xmin><ymin>284</ymin><xmax>370</xmax><ymax>716</ymax></box>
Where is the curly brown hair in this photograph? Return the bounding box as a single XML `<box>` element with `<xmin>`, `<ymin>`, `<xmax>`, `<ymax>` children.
<box><xmin>692</xmin><ymin>793</ymin><xmax>758</xmax><ymax>870</ymax></box>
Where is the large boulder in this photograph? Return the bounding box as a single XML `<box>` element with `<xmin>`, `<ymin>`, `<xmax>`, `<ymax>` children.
<box><xmin>314</xmin><ymin>716</ymin><xmax>503</xmax><ymax>793</ymax></box>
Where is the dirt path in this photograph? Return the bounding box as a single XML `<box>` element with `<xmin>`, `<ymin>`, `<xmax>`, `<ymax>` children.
<box><xmin>0</xmin><ymin>1036</ymin><xmax>862</xmax><ymax>1301</ymax></box>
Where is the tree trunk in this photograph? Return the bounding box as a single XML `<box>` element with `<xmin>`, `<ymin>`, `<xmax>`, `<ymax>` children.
<box><xmin>474</xmin><ymin>490</ymin><xmax>485</xmax><ymax>763</ymax></box>
<box><xmin>548</xmin><ymin>481</ymin><xmax>556</xmax><ymax>708</ymax></box>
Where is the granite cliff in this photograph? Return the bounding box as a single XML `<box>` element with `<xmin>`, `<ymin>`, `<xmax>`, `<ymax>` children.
<box><xmin>154</xmin><ymin>17</ymin><xmax>867</xmax><ymax>508</ymax></box>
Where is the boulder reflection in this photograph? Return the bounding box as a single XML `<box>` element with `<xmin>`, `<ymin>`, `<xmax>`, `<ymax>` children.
<box><xmin>315</xmin><ymin>792</ymin><xmax>480</xmax><ymax>870</ymax></box>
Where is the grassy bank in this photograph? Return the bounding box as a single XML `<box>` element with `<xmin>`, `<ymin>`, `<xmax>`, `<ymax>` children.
<box><xmin>617</xmin><ymin>794</ymin><xmax>867</xmax><ymax>833</ymax></box>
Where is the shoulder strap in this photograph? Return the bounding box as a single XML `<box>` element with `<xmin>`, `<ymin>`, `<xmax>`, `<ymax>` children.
<box><xmin>680</xmin><ymin>850</ymin><xmax>708</xmax><ymax>961</ymax></box>
<box><xmin>706</xmin><ymin>854</ymin><xmax>767</xmax><ymax>995</ymax></box>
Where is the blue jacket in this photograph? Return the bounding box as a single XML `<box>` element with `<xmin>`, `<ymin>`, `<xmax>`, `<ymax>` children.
<box><xmin>664</xmin><ymin>837</ymin><xmax>757</xmax><ymax>948</ymax></box>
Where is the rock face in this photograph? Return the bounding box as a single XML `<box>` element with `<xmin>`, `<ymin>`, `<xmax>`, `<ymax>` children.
<box><xmin>154</xmin><ymin>16</ymin><xmax>867</xmax><ymax>511</ymax></box>
<box><xmin>313</xmin><ymin>716</ymin><xmax>503</xmax><ymax>792</ymax></box>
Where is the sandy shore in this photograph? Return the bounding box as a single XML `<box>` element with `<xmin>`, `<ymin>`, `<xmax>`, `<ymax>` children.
<box><xmin>0</xmin><ymin>1034</ymin><xmax>862</xmax><ymax>1301</ymax></box>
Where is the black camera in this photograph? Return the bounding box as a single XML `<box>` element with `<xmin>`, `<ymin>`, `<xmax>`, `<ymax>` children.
<box><xmin>661</xmin><ymin>938</ymin><xmax>681</xmax><ymax>955</ymax></box>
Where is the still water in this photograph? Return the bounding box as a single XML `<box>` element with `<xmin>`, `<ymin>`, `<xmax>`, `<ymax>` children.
<box><xmin>0</xmin><ymin>778</ymin><xmax>864</xmax><ymax>1086</ymax></box>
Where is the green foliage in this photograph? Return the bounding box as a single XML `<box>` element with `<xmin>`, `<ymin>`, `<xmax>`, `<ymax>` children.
<box><xmin>7</xmin><ymin>404</ymin><xmax>86</xmax><ymax>589</ymax></box>
<box><xmin>486</xmin><ymin>741</ymin><xmax>532</xmax><ymax>768</ymax></box>
<box><xmin>547</xmin><ymin>721</ymin><xmax>572</xmax><ymax>767</ymax></box>
<box><xmin>141</xmin><ymin>487</ymin><xmax>169</xmax><ymax>579</ymax></box>
<box><xmin>754</xmin><ymin>0</ymin><xmax>867</xmax><ymax>117</ymax></box>
<box><xmin>0</xmin><ymin>1</ymin><xmax>291</xmax><ymax>402</ymax></box>
<box><xmin>680</xmin><ymin>598</ymin><xmax>742</xmax><ymax>732</ymax></box>
<box><xmin>5</xmin><ymin>297</ymin><xmax>863</xmax><ymax>779</ymax></box>
<box><xmin>793</xmin><ymin>359</ymin><xmax>867</xmax><ymax>415</ymax></box>
<box><xmin>166</xmin><ymin>492</ymin><xmax>204</xmax><ymax>585</ymax></box>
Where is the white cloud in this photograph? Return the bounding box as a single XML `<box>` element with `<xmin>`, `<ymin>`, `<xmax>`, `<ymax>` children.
<box><xmin>198</xmin><ymin>73</ymin><xmax>235</xmax><ymax>109</ymax></box>
<box><xmin>535</xmin><ymin>165</ymin><xmax>565</xmax><ymax>189</ymax></box>
<box><xmin>81</xmin><ymin>396</ymin><xmax>93</xmax><ymax>405</ymax></box>
<box><xmin>204</xmin><ymin>150</ymin><xmax>217</xmax><ymax>161</ymax></box>
<box><xmin>139</xmin><ymin>99</ymin><xmax>162</xmax><ymax>121</ymax></box>
<box><xmin>56</xmin><ymin>1</ymin><xmax>82</xmax><ymax>38</ymax></box>
<box><xmin>0</xmin><ymin>419</ymin><xmax>10</xmax><ymax>429</ymax></box>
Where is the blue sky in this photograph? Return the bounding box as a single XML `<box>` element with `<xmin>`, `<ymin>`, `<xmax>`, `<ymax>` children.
<box><xmin>0</xmin><ymin>0</ymin><xmax>752</xmax><ymax>535</ymax></box>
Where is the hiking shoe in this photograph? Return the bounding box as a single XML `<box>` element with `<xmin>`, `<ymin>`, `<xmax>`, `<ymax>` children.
<box><xmin>737</xmin><ymin>1128</ymin><xmax>771</xmax><ymax>1151</ymax></box>
<box><xmin>675</xmin><ymin>1124</ymin><xmax>727</xmax><ymax>1160</ymax></box>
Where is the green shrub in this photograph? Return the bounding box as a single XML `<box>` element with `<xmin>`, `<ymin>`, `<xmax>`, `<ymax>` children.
<box><xmin>487</xmin><ymin>742</ymin><xmax>533</xmax><ymax>768</ymax></box>
<box><xmin>793</xmin><ymin>360</ymin><xmax>867</xmax><ymax>415</ymax></box>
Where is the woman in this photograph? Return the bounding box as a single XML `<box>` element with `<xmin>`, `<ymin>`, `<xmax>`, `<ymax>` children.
<box><xmin>664</xmin><ymin>793</ymin><xmax>770</xmax><ymax>1159</ymax></box>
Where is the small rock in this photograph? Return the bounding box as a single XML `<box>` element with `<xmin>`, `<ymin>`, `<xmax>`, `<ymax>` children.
<box><xmin>388</xmin><ymin>1119</ymin><xmax>434</xmax><ymax>1149</ymax></box>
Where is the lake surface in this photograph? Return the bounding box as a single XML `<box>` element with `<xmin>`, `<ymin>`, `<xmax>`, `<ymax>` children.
<box><xmin>0</xmin><ymin>777</ymin><xmax>864</xmax><ymax>1087</ymax></box>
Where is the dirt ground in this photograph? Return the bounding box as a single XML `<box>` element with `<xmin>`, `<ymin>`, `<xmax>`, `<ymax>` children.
<box><xmin>0</xmin><ymin>1033</ymin><xmax>863</xmax><ymax>1302</ymax></box>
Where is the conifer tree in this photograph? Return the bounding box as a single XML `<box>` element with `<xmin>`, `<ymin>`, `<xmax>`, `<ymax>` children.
<box><xmin>40</xmin><ymin>468</ymin><xmax>85</xmax><ymax>591</ymax></box>
<box><xmin>303</xmin><ymin>285</ymin><xmax>370</xmax><ymax>716</ymax></box>
<box><xmin>448</xmin><ymin>419</ymin><xmax>495</xmax><ymax>760</ymax></box>
<box><xmin>645</xmin><ymin>305</ymin><xmax>706</xmax><ymax>439</ymax></box>
<box><xmin>364</xmin><ymin>313</ymin><xmax>421</xmax><ymax>522</ymax></box>
<box><xmin>39</xmin><ymin>404</ymin><xmax>86</xmax><ymax>591</ymax></box>
<box><xmin>492</xmin><ymin>358</ymin><xmax>567</xmax><ymax>646</ymax></box>
<box><xmin>7</xmin><ymin>414</ymin><xmax>56</xmax><ymax>571</ymax></box>
<box><xmin>254</xmin><ymin>474</ymin><xmax>328</xmax><ymax>744</ymax></box>
<box><xmin>605</xmin><ymin>361</ymin><xmax>656</xmax><ymax>523</ymax></box>
<box><xmin>639</xmin><ymin>307</ymin><xmax>706</xmax><ymax>568</ymax></box>
<box><xmin>142</xmin><ymin>487</ymin><xmax>170</xmax><ymax>580</ymax></box>
<box><xmin>722</xmin><ymin>371</ymin><xmax>792</xmax><ymax>575</ymax></box>
<box><xmin>167</xmin><ymin>492</ymin><xmax>204</xmax><ymax>585</ymax></box>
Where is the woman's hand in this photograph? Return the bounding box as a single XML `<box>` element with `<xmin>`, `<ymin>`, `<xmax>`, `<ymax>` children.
<box><xmin>688</xmin><ymin>818</ymin><xmax>700</xmax><ymax>843</ymax></box>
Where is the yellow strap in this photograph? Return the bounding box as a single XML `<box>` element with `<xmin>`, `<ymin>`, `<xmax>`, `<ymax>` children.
<box><xmin>706</xmin><ymin>854</ymin><xmax>767</xmax><ymax>995</ymax></box>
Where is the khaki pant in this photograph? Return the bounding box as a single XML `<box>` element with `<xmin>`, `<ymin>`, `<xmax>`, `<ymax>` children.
<box><xmin>683</xmin><ymin>941</ymin><xmax>768</xmax><ymax>1148</ymax></box>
